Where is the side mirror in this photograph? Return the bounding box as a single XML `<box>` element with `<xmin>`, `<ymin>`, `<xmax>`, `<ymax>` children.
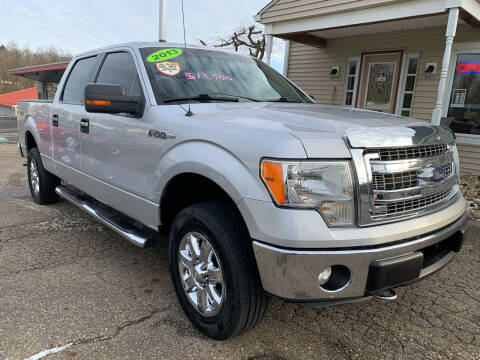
<box><xmin>84</xmin><ymin>83</ymin><xmax>144</xmax><ymax>118</ymax></box>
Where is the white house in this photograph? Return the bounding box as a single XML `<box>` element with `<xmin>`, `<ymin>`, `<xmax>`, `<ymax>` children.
<box><xmin>256</xmin><ymin>0</ymin><xmax>480</xmax><ymax>175</ymax></box>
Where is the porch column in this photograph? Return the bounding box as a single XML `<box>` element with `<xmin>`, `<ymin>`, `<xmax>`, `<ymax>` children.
<box><xmin>431</xmin><ymin>7</ymin><xmax>460</xmax><ymax>125</ymax></box>
<box><xmin>265</xmin><ymin>34</ymin><xmax>273</xmax><ymax>65</ymax></box>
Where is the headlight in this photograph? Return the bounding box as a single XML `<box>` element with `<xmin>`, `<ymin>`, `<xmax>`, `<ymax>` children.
<box><xmin>261</xmin><ymin>160</ymin><xmax>355</xmax><ymax>227</ymax></box>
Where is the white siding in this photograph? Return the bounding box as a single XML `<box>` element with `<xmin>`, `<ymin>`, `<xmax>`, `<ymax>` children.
<box><xmin>458</xmin><ymin>144</ymin><xmax>480</xmax><ymax>176</ymax></box>
<box><xmin>260</xmin><ymin>0</ymin><xmax>410</xmax><ymax>24</ymax></box>
<box><xmin>285</xmin><ymin>24</ymin><xmax>480</xmax><ymax>175</ymax></box>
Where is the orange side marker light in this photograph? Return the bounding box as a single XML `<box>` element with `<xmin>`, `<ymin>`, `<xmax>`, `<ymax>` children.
<box><xmin>261</xmin><ymin>161</ymin><xmax>286</xmax><ymax>205</ymax></box>
<box><xmin>86</xmin><ymin>99</ymin><xmax>111</xmax><ymax>106</ymax></box>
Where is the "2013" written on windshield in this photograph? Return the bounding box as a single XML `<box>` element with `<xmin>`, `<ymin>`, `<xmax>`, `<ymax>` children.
<box><xmin>184</xmin><ymin>72</ymin><xmax>233</xmax><ymax>81</ymax></box>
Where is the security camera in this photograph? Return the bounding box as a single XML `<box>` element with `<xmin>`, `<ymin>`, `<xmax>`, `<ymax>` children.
<box><xmin>330</xmin><ymin>66</ymin><xmax>340</xmax><ymax>78</ymax></box>
<box><xmin>425</xmin><ymin>63</ymin><xmax>437</xmax><ymax>76</ymax></box>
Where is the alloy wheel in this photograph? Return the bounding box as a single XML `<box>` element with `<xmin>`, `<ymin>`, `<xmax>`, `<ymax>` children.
<box><xmin>178</xmin><ymin>232</ymin><xmax>225</xmax><ymax>316</ymax></box>
<box><xmin>30</xmin><ymin>159</ymin><xmax>40</xmax><ymax>194</ymax></box>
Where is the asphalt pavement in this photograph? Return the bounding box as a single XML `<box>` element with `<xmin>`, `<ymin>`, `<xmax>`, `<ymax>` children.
<box><xmin>0</xmin><ymin>116</ymin><xmax>479</xmax><ymax>360</ymax></box>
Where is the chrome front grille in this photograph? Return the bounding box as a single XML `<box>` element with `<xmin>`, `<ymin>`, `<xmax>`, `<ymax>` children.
<box><xmin>371</xmin><ymin>163</ymin><xmax>453</xmax><ymax>191</ymax></box>
<box><xmin>370</xmin><ymin>189</ymin><xmax>454</xmax><ymax>220</ymax></box>
<box><xmin>350</xmin><ymin>143</ymin><xmax>459</xmax><ymax>226</ymax></box>
<box><xmin>346</xmin><ymin>126</ymin><xmax>459</xmax><ymax>226</ymax></box>
<box><xmin>368</xmin><ymin>147</ymin><xmax>457</xmax><ymax>222</ymax></box>
<box><xmin>365</xmin><ymin>144</ymin><xmax>449</xmax><ymax>161</ymax></box>
<box><xmin>372</xmin><ymin>169</ymin><xmax>420</xmax><ymax>191</ymax></box>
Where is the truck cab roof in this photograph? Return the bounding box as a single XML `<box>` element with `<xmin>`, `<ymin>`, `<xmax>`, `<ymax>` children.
<box><xmin>76</xmin><ymin>41</ymin><xmax>246</xmax><ymax>58</ymax></box>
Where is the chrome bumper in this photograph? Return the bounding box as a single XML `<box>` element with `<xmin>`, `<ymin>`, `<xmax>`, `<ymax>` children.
<box><xmin>252</xmin><ymin>213</ymin><xmax>468</xmax><ymax>301</ymax></box>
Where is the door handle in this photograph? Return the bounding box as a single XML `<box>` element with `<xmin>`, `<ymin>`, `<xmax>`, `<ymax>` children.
<box><xmin>80</xmin><ymin>118</ymin><xmax>90</xmax><ymax>134</ymax></box>
<box><xmin>52</xmin><ymin>114</ymin><xmax>58</xmax><ymax>127</ymax></box>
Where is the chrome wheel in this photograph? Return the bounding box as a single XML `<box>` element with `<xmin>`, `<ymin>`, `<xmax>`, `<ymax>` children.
<box><xmin>30</xmin><ymin>159</ymin><xmax>40</xmax><ymax>194</ymax></box>
<box><xmin>178</xmin><ymin>232</ymin><xmax>225</xmax><ymax>316</ymax></box>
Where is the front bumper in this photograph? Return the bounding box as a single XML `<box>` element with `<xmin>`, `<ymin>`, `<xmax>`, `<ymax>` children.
<box><xmin>252</xmin><ymin>213</ymin><xmax>468</xmax><ymax>301</ymax></box>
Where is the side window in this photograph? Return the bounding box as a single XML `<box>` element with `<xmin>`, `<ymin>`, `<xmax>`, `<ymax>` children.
<box><xmin>96</xmin><ymin>52</ymin><xmax>142</xmax><ymax>96</ymax></box>
<box><xmin>62</xmin><ymin>56</ymin><xmax>98</xmax><ymax>104</ymax></box>
<box><xmin>344</xmin><ymin>58</ymin><xmax>359</xmax><ymax>107</ymax></box>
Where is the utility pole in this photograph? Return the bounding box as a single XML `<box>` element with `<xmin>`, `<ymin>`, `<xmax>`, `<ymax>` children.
<box><xmin>159</xmin><ymin>0</ymin><xmax>167</xmax><ymax>42</ymax></box>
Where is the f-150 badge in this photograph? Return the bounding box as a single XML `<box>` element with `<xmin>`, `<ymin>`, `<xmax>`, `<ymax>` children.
<box><xmin>148</xmin><ymin>129</ymin><xmax>175</xmax><ymax>140</ymax></box>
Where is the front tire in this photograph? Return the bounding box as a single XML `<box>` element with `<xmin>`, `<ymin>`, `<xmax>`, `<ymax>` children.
<box><xmin>169</xmin><ymin>201</ymin><xmax>268</xmax><ymax>340</ymax></box>
<box><xmin>27</xmin><ymin>148</ymin><xmax>61</xmax><ymax>205</ymax></box>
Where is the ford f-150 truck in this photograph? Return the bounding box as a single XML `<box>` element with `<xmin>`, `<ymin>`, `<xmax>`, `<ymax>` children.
<box><xmin>17</xmin><ymin>42</ymin><xmax>468</xmax><ymax>340</ymax></box>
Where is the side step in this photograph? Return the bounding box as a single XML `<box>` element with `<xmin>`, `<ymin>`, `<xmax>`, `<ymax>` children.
<box><xmin>55</xmin><ymin>186</ymin><xmax>155</xmax><ymax>248</ymax></box>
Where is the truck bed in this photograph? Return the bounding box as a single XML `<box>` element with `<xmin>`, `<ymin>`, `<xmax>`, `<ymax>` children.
<box><xmin>18</xmin><ymin>99</ymin><xmax>53</xmax><ymax>104</ymax></box>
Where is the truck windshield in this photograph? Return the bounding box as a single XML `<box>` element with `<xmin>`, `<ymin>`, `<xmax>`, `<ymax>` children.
<box><xmin>139</xmin><ymin>47</ymin><xmax>313</xmax><ymax>104</ymax></box>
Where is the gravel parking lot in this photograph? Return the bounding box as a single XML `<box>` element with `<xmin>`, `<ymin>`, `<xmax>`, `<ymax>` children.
<box><xmin>1</xmin><ymin>117</ymin><xmax>479</xmax><ymax>360</ymax></box>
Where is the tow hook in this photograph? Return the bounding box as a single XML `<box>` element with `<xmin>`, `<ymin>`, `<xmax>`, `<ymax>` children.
<box><xmin>375</xmin><ymin>289</ymin><xmax>398</xmax><ymax>301</ymax></box>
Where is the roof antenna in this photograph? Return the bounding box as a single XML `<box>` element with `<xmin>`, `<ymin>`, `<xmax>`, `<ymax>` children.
<box><xmin>181</xmin><ymin>0</ymin><xmax>193</xmax><ymax>117</ymax></box>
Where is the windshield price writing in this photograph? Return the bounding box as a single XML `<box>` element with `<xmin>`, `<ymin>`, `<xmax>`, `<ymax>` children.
<box><xmin>184</xmin><ymin>72</ymin><xmax>233</xmax><ymax>81</ymax></box>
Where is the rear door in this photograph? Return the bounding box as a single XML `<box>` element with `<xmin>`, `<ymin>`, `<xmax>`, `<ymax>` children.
<box><xmin>52</xmin><ymin>55</ymin><xmax>98</xmax><ymax>184</ymax></box>
<box><xmin>80</xmin><ymin>50</ymin><xmax>151</xmax><ymax>206</ymax></box>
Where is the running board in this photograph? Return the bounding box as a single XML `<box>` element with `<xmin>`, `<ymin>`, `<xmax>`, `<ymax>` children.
<box><xmin>55</xmin><ymin>186</ymin><xmax>155</xmax><ymax>248</ymax></box>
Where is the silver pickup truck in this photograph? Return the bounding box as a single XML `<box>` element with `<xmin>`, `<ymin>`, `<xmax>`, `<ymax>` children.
<box><xmin>17</xmin><ymin>42</ymin><xmax>468</xmax><ymax>340</ymax></box>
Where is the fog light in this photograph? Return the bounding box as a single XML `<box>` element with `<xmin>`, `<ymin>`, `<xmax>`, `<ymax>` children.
<box><xmin>317</xmin><ymin>267</ymin><xmax>332</xmax><ymax>286</ymax></box>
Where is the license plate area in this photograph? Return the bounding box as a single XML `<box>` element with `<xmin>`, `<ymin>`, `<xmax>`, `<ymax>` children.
<box><xmin>366</xmin><ymin>252</ymin><xmax>424</xmax><ymax>293</ymax></box>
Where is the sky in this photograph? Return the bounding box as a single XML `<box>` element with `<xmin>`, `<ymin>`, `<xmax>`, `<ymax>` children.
<box><xmin>0</xmin><ymin>0</ymin><xmax>286</xmax><ymax>72</ymax></box>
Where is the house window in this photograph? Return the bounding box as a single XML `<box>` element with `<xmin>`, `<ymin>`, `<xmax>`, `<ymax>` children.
<box><xmin>344</xmin><ymin>58</ymin><xmax>359</xmax><ymax>106</ymax></box>
<box><xmin>399</xmin><ymin>56</ymin><xmax>418</xmax><ymax>117</ymax></box>
<box><xmin>446</xmin><ymin>53</ymin><xmax>480</xmax><ymax>136</ymax></box>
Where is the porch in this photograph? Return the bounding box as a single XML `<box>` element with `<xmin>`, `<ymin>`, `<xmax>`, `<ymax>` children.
<box><xmin>257</xmin><ymin>0</ymin><xmax>480</xmax><ymax>175</ymax></box>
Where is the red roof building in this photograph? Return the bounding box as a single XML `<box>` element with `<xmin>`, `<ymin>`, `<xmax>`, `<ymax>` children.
<box><xmin>8</xmin><ymin>62</ymin><xmax>69</xmax><ymax>100</ymax></box>
<box><xmin>0</xmin><ymin>87</ymin><xmax>37</xmax><ymax>107</ymax></box>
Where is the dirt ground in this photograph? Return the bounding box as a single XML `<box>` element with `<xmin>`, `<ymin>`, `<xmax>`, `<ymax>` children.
<box><xmin>1</xmin><ymin>117</ymin><xmax>479</xmax><ymax>360</ymax></box>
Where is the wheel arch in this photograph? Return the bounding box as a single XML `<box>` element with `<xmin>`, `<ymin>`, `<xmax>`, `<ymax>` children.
<box><xmin>159</xmin><ymin>171</ymin><xmax>250</xmax><ymax>234</ymax></box>
<box><xmin>25</xmin><ymin>130</ymin><xmax>38</xmax><ymax>153</ymax></box>
<box><xmin>154</xmin><ymin>140</ymin><xmax>270</xmax><ymax>230</ymax></box>
<box><xmin>24</xmin><ymin>115</ymin><xmax>42</xmax><ymax>153</ymax></box>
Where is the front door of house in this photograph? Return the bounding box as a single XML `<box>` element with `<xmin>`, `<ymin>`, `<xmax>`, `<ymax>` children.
<box><xmin>359</xmin><ymin>52</ymin><xmax>402</xmax><ymax>113</ymax></box>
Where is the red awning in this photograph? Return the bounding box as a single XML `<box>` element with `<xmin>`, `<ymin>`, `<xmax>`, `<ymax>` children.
<box><xmin>0</xmin><ymin>87</ymin><xmax>38</xmax><ymax>107</ymax></box>
<box><xmin>8</xmin><ymin>62</ymin><xmax>69</xmax><ymax>83</ymax></box>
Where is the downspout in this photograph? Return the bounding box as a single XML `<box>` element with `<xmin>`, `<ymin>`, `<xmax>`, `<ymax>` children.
<box><xmin>265</xmin><ymin>34</ymin><xmax>273</xmax><ymax>65</ymax></box>
<box><xmin>283</xmin><ymin>40</ymin><xmax>291</xmax><ymax>76</ymax></box>
<box><xmin>431</xmin><ymin>7</ymin><xmax>459</xmax><ymax>125</ymax></box>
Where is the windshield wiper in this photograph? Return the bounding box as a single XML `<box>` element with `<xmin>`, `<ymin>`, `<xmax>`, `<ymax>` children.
<box><xmin>205</xmin><ymin>92</ymin><xmax>260</xmax><ymax>102</ymax></box>
<box><xmin>164</xmin><ymin>94</ymin><xmax>239</xmax><ymax>104</ymax></box>
<box><xmin>263</xmin><ymin>97</ymin><xmax>300</xmax><ymax>103</ymax></box>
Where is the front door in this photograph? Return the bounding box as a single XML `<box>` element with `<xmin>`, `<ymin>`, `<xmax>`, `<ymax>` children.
<box><xmin>80</xmin><ymin>51</ymin><xmax>153</xmax><ymax>219</ymax></box>
<box><xmin>358</xmin><ymin>52</ymin><xmax>402</xmax><ymax>114</ymax></box>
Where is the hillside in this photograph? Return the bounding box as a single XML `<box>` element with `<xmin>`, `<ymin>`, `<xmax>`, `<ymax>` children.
<box><xmin>0</xmin><ymin>43</ymin><xmax>71</xmax><ymax>94</ymax></box>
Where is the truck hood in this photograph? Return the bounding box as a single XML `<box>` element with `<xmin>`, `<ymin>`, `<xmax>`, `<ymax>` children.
<box><xmin>192</xmin><ymin>103</ymin><xmax>429</xmax><ymax>158</ymax></box>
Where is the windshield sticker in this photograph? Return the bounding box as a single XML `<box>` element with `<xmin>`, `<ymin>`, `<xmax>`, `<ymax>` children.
<box><xmin>156</xmin><ymin>61</ymin><xmax>181</xmax><ymax>76</ymax></box>
<box><xmin>147</xmin><ymin>48</ymin><xmax>183</xmax><ymax>62</ymax></box>
<box><xmin>184</xmin><ymin>72</ymin><xmax>233</xmax><ymax>81</ymax></box>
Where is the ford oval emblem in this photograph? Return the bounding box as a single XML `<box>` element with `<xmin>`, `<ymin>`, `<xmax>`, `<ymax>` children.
<box><xmin>418</xmin><ymin>167</ymin><xmax>447</xmax><ymax>183</ymax></box>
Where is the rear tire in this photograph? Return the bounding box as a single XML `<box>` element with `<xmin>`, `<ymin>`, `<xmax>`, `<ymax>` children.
<box><xmin>168</xmin><ymin>201</ymin><xmax>268</xmax><ymax>340</ymax></box>
<box><xmin>27</xmin><ymin>148</ymin><xmax>61</xmax><ymax>205</ymax></box>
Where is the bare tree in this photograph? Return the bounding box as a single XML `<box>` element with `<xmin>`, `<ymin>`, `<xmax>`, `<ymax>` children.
<box><xmin>201</xmin><ymin>25</ymin><xmax>266</xmax><ymax>60</ymax></box>
<box><xmin>0</xmin><ymin>42</ymin><xmax>71</xmax><ymax>94</ymax></box>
